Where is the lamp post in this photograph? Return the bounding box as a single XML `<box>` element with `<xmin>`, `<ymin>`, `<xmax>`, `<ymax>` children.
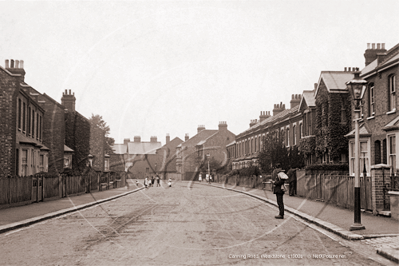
<box><xmin>346</xmin><ymin>72</ymin><xmax>367</xmax><ymax>231</ymax></box>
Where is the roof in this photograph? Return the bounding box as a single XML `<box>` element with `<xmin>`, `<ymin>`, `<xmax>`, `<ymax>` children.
<box><xmin>238</xmin><ymin>105</ymin><xmax>299</xmax><ymax>137</ymax></box>
<box><xmin>318</xmin><ymin>71</ymin><xmax>354</xmax><ymax>93</ymax></box>
<box><xmin>112</xmin><ymin>144</ymin><xmax>127</xmax><ymax>154</ymax></box>
<box><xmin>127</xmin><ymin>141</ymin><xmax>162</xmax><ymax>155</ymax></box>
<box><xmin>64</xmin><ymin>145</ymin><xmax>74</xmax><ymax>152</ymax></box>
<box><xmin>383</xmin><ymin>115</ymin><xmax>399</xmax><ymax>132</ymax></box>
<box><xmin>361</xmin><ymin>43</ymin><xmax>399</xmax><ymax>78</ymax></box>
<box><xmin>180</xmin><ymin>129</ymin><xmax>218</xmax><ymax>147</ymax></box>
<box><xmin>345</xmin><ymin>123</ymin><xmax>372</xmax><ymax>138</ymax></box>
<box><xmin>300</xmin><ymin>90</ymin><xmax>316</xmax><ymax>108</ymax></box>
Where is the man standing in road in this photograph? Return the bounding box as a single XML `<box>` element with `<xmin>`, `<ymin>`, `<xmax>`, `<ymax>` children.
<box><xmin>271</xmin><ymin>163</ymin><xmax>286</xmax><ymax>219</ymax></box>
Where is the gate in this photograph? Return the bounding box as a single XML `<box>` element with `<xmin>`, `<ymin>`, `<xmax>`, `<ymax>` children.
<box><xmin>32</xmin><ymin>175</ymin><xmax>44</xmax><ymax>203</ymax></box>
<box><xmin>360</xmin><ymin>175</ymin><xmax>372</xmax><ymax>211</ymax></box>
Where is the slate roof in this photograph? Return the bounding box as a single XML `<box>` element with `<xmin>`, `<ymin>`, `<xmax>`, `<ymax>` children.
<box><xmin>127</xmin><ymin>141</ymin><xmax>162</xmax><ymax>155</ymax></box>
<box><xmin>345</xmin><ymin>123</ymin><xmax>372</xmax><ymax>137</ymax></box>
<box><xmin>317</xmin><ymin>71</ymin><xmax>354</xmax><ymax>93</ymax></box>
<box><xmin>238</xmin><ymin>105</ymin><xmax>300</xmax><ymax>137</ymax></box>
<box><xmin>383</xmin><ymin>115</ymin><xmax>399</xmax><ymax>132</ymax></box>
<box><xmin>112</xmin><ymin>144</ymin><xmax>127</xmax><ymax>154</ymax></box>
<box><xmin>180</xmin><ymin>130</ymin><xmax>218</xmax><ymax>147</ymax></box>
<box><xmin>300</xmin><ymin>90</ymin><xmax>316</xmax><ymax>108</ymax></box>
<box><xmin>361</xmin><ymin>43</ymin><xmax>399</xmax><ymax>77</ymax></box>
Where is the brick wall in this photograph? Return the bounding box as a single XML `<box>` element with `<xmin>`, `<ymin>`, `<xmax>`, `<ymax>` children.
<box><xmin>38</xmin><ymin>94</ymin><xmax>65</xmax><ymax>174</ymax></box>
<box><xmin>0</xmin><ymin>68</ymin><xmax>20</xmax><ymax>178</ymax></box>
<box><xmin>371</xmin><ymin>166</ymin><xmax>391</xmax><ymax>213</ymax></box>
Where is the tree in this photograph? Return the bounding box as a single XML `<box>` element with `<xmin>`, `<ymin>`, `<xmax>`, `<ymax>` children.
<box><xmin>89</xmin><ymin>114</ymin><xmax>115</xmax><ymax>155</ymax></box>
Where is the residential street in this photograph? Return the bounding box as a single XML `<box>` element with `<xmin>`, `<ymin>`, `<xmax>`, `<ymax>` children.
<box><xmin>0</xmin><ymin>181</ymin><xmax>393</xmax><ymax>265</ymax></box>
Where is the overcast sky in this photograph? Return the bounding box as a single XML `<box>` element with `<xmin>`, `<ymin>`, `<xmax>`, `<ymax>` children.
<box><xmin>1</xmin><ymin>1</ymin><xmax>398</xmax><ymax>145</ymax></box>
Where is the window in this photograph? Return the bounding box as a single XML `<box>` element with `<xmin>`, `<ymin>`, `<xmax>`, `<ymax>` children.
<box><xmin>22</xmin><ymin>102</ymin><xmax>26</xmax><ymax>132</ymax></box>
<box><xmin>21</xmin><ymin>150</ymin><xmax>28</xmax><ymax>176</ymax></box>
<box><xmin>368</xmin><ymin>83</ymin><xmax>375</xmax><ymax>116</ymax></box>
<box><xmin>36</xmin><ymin>113</ymin><xmax>39</xmax><ymax>139</ymax></box>
<box><xmin>299</xmin><ymin>122</ymin><xmax>303</xmax><ymax>139</ymax></box>
<box><xmin>104</xmin><ymin>158</ymin><xmax>109</xmax><ymax>171</ymax></box>
<box><xmin>28</xmin><ymin>107</ymin><xmax>31</xmax><ymax>135</ymax></box>
<box><xmin>64</xmin><ymin>154</ymin><xmax>72</xmax><ymax>169</ymax></box>
<box><xmin>39</xmin><ymin>155</ymin><xmax>44</xmax><ymax>172</ymax></box>
<box><xmin>32</xmin><ymin>110</ymin><xmax>35</xmax><ymax>138</ymax></box>
<box><xmin>18</xmin><ymin>98</ymin><xmax>22</xmax><ymax>130</ymax></box>
<box><xmin>375</xmin><ymin>140</ymin><xmax>381</xmax><ymax>164</ymax></box>
<box><xmin>389</xmin><ymin>75</ymin><xmax>396</xmax><ymax>112</ymax></box>
<box><xmin>293</xmin><ymin>125</ymin><xmax>296</xmax><ymax>145</ymax></box>
<box><xmin>360</xmin><ymin>141</ymin><xmax>369</xmax><ymax>176</ymax></box>
<box><xmin>389</xmin><ymin>135</ymin><xmax>396</xmax><ymax>175</ymax></box>
<box><xmin>286</xmin><ymin>127</ymin><xmax>290</xmax><ymax>147</ymax></box>
<box><xmin>307</xmin><ymin>113</ymin><xmax>312</xmax><ymax>135</ymax></box>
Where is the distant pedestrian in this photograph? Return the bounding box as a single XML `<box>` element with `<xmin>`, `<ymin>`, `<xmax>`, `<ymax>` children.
<box><xmin>206</xmin><ymin>174</ymin><xmax>209</xmax><ymax>183</ymax></box>
<box><xmin>271</xmin><ymin>163</ymin><xmax>287</xmax><ymax>219</ymax></box>
<box><xmin>199</xmin><ymin>173</ymin><xmax>202</xmax><ymax>182</ymax></box>
<box><xmin>287</xmin><ymin>169</ymin><xmax>297</xmax><ymax>196</ymax></box>
<box><xmin>156</xmin><ymin>175</ymin><xmax>160</xmax><ymax>186</ymax></box>
<box><xmin>151</xmin><ymin>176</ymin><xmax>155</xmax><ymax>186</ymax></box>
<box><xmin>168</xmin><ymin>178</ymin><xmax>172</xmax><ymax>187</ymax></box>
<box><xmin>210</xmin><ymin>174</ymin><xmax>213</xmax><ymax>183</ymax></box>
<box><xmin>136</xmin><ymin>179</ymin><xmax>139</xmax><ymax>187</ymax></box>
<box><xmin>144</xmin><ymin>177</ymin><xmax>149</xmax><ymax>188</ymax></box>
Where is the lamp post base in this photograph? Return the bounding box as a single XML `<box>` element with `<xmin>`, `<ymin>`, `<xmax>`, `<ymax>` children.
<box><xmin>349</xmin><ymin>223</ymin><xmax>365</xmax><ymax>231</ymax></box>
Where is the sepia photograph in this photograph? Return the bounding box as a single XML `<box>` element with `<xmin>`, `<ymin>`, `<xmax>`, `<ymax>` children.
<box><xmin>0</xmin><ymin>0</ymin><xmax>398</xmax><ymax>265</ymax></box>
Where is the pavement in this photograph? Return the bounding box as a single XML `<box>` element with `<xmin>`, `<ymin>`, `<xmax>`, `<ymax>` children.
<box><xmin>0</xmin><ymin>180</ymin><xmax>398</xmax><ymax>263</ymax></box>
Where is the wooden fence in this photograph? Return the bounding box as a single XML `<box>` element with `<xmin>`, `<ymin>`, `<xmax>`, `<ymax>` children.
<box><xmin>0</xmin><ymin>170</ymin><xmax>128</xmax><ymax>208</ymax></box>
<box><xmin>296</xmin><ymin>169</ymin><xmax>372</xmax><ymax>211</ymax></box>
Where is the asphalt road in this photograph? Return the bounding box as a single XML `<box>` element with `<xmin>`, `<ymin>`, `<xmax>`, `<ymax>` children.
<box><xmin>0</xmin><ymin>181</ymin><xmax>392</xmax><ymax>265</ymax></box>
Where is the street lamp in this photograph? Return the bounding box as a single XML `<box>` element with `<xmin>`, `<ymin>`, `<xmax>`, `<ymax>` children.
<box><xmin>346</xmin><ymin>72</ymin><xmax>367</xmax><ymax>231</ymax></box>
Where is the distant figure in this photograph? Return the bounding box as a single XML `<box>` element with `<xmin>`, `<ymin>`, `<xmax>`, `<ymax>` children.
<box><xmin>156</xmin><ymin>175</ymin><xmax>160</xmax><ymax>187</ymax></box>
<box><xmin>287</xmin><ymin>169</ymin><xmax>297</xmax><ymax>196</ymax></box>
<box><xmin>199</xmin><ymin>173</ymin><xmax>202</xmax><ymax>182</ymax></box>
<box><xmin>206</xmin><ymin>174</ymin><xmax>209</xmax><ymax>183</ymax></box>
<box><xmin>136</xmin><ymin>179</ymin><xmax>139</xmax><ymax>187</ymax></box>
<box><xmin>151</xmin><ymin>176</ymin><xmax>155</xmax><ymax>186</ymax></box>
<box><xmin>210</xmin><ymin>174</ymin><xmax>213</xmax><ymax>183</ymax></box>
<box><xmin>168</xmin><ymin>178</ymin><xmax>172</xmax><ymax>187</ymax></box>
<box><xmin>144</xmin><ymin>177</ymin><xmax>149</xmax><ymax>188</ymax></box>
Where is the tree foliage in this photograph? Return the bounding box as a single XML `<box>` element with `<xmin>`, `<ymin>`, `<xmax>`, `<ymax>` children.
<box><xmin>258</xmin><ymin>133</ymin><xmax>304</xmax><ymax>174</ymax></box>
<box><xmin>89</xmin><ymin>114</ymin><xmax>115</xmax><ymax>155</ymax></box>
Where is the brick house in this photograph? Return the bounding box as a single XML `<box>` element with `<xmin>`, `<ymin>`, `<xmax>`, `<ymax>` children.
<box><xmin>313</xmin><ymin>69</ymin><xmax>356</xmax><ymax>164</ymax></box>
<box><xmin>231</xmin><ymin>94</ymin><xmax>302</xmax><ymax>170</ymax></box>
<box><xmin>111</xmin><ymin>136</ymin><xmax>162</xmax><ymax>179</ymax></box>
<box><xmin>176</xmin><ymin>122</ymin><xmax>235</xmax><ymax>180</ymax></box>
<box><xmin>0</xmin><ymin>59</ymin><xmax>49</xmax><ymax>177</ymax></box>
<box><xmin>344</xmin><ymin>43</ymin><xmax>399</xmax><ymax>213</ymax></box>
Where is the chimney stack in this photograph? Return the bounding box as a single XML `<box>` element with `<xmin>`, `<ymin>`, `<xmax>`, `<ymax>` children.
<box><xmin>314</xmin><ymin>83</ymin><xmax>318</xmax><ymax>91</ymax></box>
<box><xmin>218</xmin><ymin>121</ymin><xmax>228</xmax><ymax>131</ymax></box>
<box><xmin>150</xmin><ymin>136</ymin><xmax>157</xmax><ymax>143</ymax></box>
<box><xmin>273</xmin><ymin>102</ymin><xmax>285</xmax><ymax>116</ymax></box>
<box><xmin>123</xmin><ymin>138</ymin><xmax>130</xmax><ymax>145</ymax></box>
<box><xmin>5</xmin><ymin>59</ymin><xmax>26</xmax><ymax>81</ymax></box>
<box><xmin>290</xmin><ymin>94</ymin><xmax>301</xmax><ymax>109</ymax></box>
<box><xmin>61</xmin><ymin>89</ymin><xmax>76</xmax><ymax>112</ymax></box>
<box><xmin>249</xmin><ymin>119</ymin><xmax>257</xmax><ymax>128</ymax></box>
<box><xmin>185</xmin><ymin>133</ymin><xmax>189</xmax><ymax>141</ymax></box>
<box><xmin>364</xmin><ymin>43</ymin><xmax>386</xmax><ymax>66</ymax></box>
<box><xmin>134</xmin><ymin>136</ymin><xmax>141</xmax><ymax>143</ymax></box>
<box><xmin>259</xmin><ymin>111</ymin><xmax>271</xmax><ymax>122</ymax></box>
<box><xmin>166</xmin><ymin>134</ymin><xmax>170</xmax><ymax>144</ymax></box>
<box><xmin>197</xmin><ymin>125</ymin><xmax>205</xmax><ymax>134</ymax></box>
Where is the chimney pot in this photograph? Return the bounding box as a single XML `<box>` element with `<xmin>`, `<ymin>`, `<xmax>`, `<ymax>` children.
<box><xmin>20</xmin><ymin>60</ymin><xmax>24</xmax><ymax>69</ymax></box>
<box><xmin>382</xmin><ymin>43</ymin><xmax>385</xmax><ymax>49</ymax></box>
<box><xmin>15</xmin><ymin>60</ymin><xmax>19</xmax><ymax>68</ymax></box>
<box><xmin>5</xmin><ymin>60</ymin><xmax>9</xmax><ymax>68</ymax></box>
<box><xmin>69</xmin><ymin>89</ymin><xmax>71</xmax><ymax>95</ymax></box>
<box><xmin>10</xmin><ymin>59</ymin><xmax>14</xmax><ymax>68</ymax></box>
<box><xmin>344</xmin><ymin>67</ymin><xmax>347</xmax><ymax>71</ymax></box>
<box><xmin>372</xmin><ymin>43</ymin><xmax>375</xmax><ymax>49</ymax></box>
<box><xmin>367</xmin><ymin>43</ymin><xmax>370</xmax><ymax>49</ymax></box>
<box><xmin>377</xmin><ymin>43</ymin><xmax>381</xmax><ymax>49</ymax></box>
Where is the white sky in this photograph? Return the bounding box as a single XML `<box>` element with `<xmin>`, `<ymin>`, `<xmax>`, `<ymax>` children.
<box><xmin>1</xmin><ymin>1</ymin><xmax>398</xmax><ymax>145</ymax></box>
